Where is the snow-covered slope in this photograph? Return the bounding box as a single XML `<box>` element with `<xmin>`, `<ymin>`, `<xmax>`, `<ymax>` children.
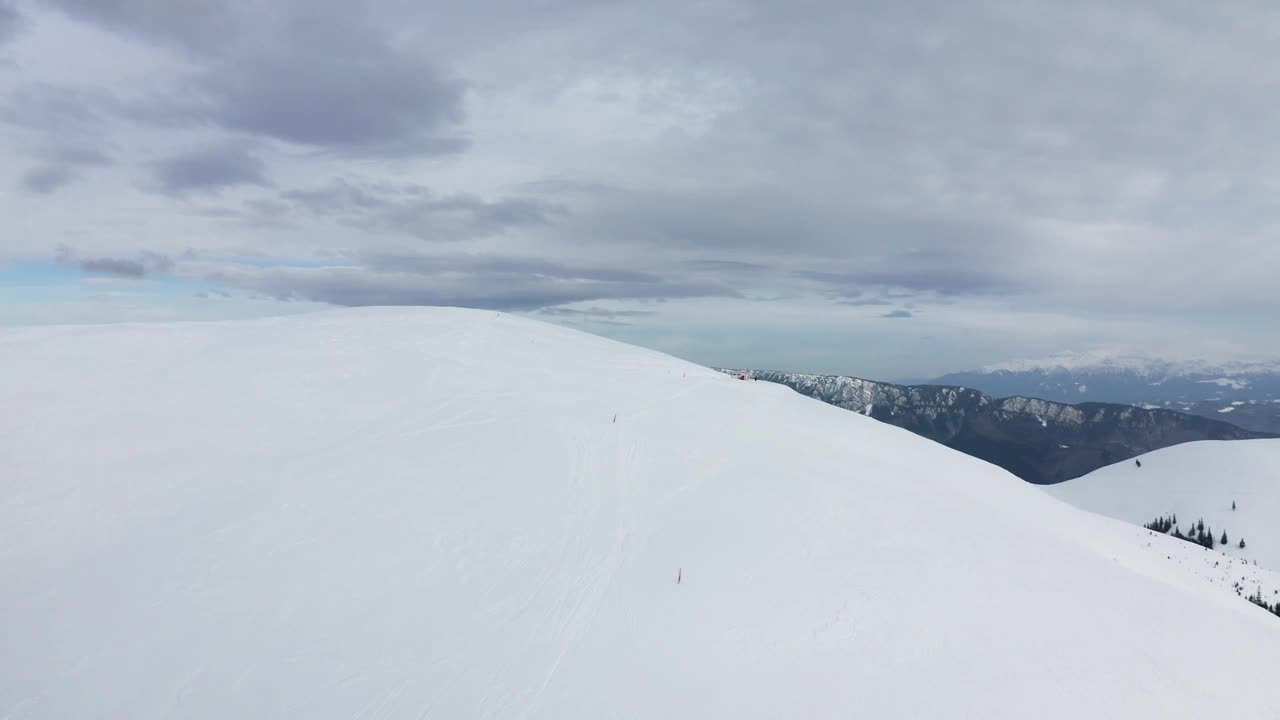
<box><xmin>4</xmin><ymin>308</ymin><xmax>1280</xmax><ymax>719</ymax></box>
<box><xmin>1046</xmin><ymin>440</ymin><xmax>1280</xmax><ymax>569</ymax></box>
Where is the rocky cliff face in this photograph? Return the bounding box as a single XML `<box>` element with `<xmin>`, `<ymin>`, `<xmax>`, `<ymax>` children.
<box><xmin>726</xmin><ymin>369</ymin><xmax>1273</xmax><ymax>484</ymax></box>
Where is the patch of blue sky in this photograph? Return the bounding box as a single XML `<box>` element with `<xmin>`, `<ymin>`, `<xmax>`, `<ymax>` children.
<box><xmin>0</xmin><ymin>259</ymin><xmax>83</xmax><ymax>287</ymax></box>
<box><xmin>0</xmin><ymin>258</ymin><xmax>210</xmax><ymax>307</ymax></box>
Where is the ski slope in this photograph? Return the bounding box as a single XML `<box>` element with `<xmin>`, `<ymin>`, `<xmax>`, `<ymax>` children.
<box><xmin>3</xmin><ymin>307</ymin><xmax>1280</xmax><ymax>719</ymax></box>
<box><xmin>1046</xmin><ymin>439</ymin><xmax>1280</xmax><ymax>569</ymax></box>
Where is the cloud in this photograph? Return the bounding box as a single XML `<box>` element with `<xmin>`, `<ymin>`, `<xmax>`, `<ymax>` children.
<box><xmin>357</xmin><ymin>252</ymin><xmax>656</xmax><ymax>283</ymax></box>
<box><xmin>0</xmin><ymin>84</ymin><xmax>121</xmax><ymax>136</ymax></box>
<box><xmin>794</xmin><ymin>243</ymin><xmax>1027</xmax><ymax>299</ymax></box>
<box><xmin>45</xmin><ymin>144</ymin><xmax>113</xmax><ymax>166</ymax></box>
<box><xmin>537</xmin><ymin>306</ymin><xmax>657</xmax><ymax>321</ymax></box>
<box><xmin>0</xmin><ymin>1</ymin><xmax>20</xmax><ymax>45</ymax></box>
<box><xmin>836</xmin><ymin>296</ymin><xmax>894</xmax><ymax>307</ymax></box>
<box><xmin>17</xmin><ymin>144</ymin><xmax>115</xmax><ymax>194</ymax></box>
<box><xmin>199</xmin><ymin>48</ymin><xmax>465</xmax><ymax>154</ymax></box>
<box><xmin>21</xmin><ymin>165</ymin><xmax>76</xmax><ymax>193</ymax></box>
<box><xmin>268</xmin><ymin>178</ymin><xmax>564</xmax><ymax>241</ymax></box>
<box><xmin>44</xmin><ymin>0</ymin><xmax>467</xmax><ymax>156</ymax></box>
<box><xmin>41</xmin><ymin>0</ymin><xmax>236</xmax><ymax>54</ymax></box>
<box><xmin>148</xmin><ymin>142</ymin><xmax>270</xmax><ymax>195</ymax></box>
<box><xmin>799</xmin><ymin>266</ymin><xmax>1022</xmax><ymax>298</ymax></box>
<box><xmin>11</xmin><ymin>0</ymin><xmax>1280</xmax><ymax>371</ymax></box>
<box><xmin>190</xmin><ymin>252</ymin><xmax>738</xmax><ymax>310</ymax></box>
<box><xmin>58</xmin><ymin>248</ymin><xmax>176</xmax><ymax>278</ymax></box>
<box><xmin>685</xmin><ymin>259</ymin><xmax>771</xmax><ymax>272</ymax></box>
<box><xmin>882</xmin><ymin>309</ymin><xmax>914</xmax><ymax>319</ymax></box>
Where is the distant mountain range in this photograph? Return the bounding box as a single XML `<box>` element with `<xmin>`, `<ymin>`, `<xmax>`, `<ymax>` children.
<box><xmin>929</xmin><ymin>353</ymin><xmax>1280</xmax><ymax>433</ymax></box>
<box><xmin>722</xmin><ymin>368</ymin><xmax>1273</xmax><ymax>484</ymax></box>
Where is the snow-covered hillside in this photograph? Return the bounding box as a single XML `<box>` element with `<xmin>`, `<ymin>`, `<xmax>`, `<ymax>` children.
<box><xmin>4</xmin><ymin>308</ymin><xmax>1280</xmax><ymax>719</ymax></box>
<box><xmin>1046</xmin><ymin>440</ymin><xmax>1280</xmax><ymax>569</ymax></box>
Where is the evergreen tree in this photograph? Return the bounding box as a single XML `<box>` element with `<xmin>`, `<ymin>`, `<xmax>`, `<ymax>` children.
<box><xmin>1221</xmin><ymin>530</ymin><xmax>1229</xmax><ymax>545</ymax></box>
<box><xmin>1240</xmin><ymin>538</ymin><xmax>1247</xmax><ymax>549</ymax></box>
<box><xmin>1232</xmin><ymin>500</ymin><xmax>1237</xmax><ymax>511</ymax></box>
<box><xmin>1197</xmin><ymin>518</ymin><xmax>1205</xmax><ymax>534</ymax></box>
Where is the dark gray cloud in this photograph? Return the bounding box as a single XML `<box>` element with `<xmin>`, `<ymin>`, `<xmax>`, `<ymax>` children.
<box><xmin>536</xmin><ymin>306</ymin><xmax>657</xmax><ymax>326</ymax></box>
<box><xmin>798</xmin><ymin>266</ymin><xmax>1021</xmax><ymax>298</ymax></box>
<box><xmin>42</xmin><ymin>0</ymin><xmax>236</xmax><ymax>54</ymax></box>
<box><xmin>268</xmin><ymin>178</ymin><xmax>563</xmax><ymax>241</ymax></box>
<box><xmin>0</xmin><ymin>84</ymin><xmax>120</xmax><ymax>136</ymax></box>
<box><xmin>795</xmin><ymin>244</ymin><xmax>1026</xmax><ymax>298</ymax></box>
<box><xmin>57</xmin><ymin>248</ymin><xmax>175</xmax><ymax>278</ymax></box>
<box><xmin>537</xmin><ymin>306</ymin><xmax>656</xmax><ymax>319</ymax></box>
<box><xmin>835</xmin><ymin>295</ymin><xmax>894</xmax><ymax>307</ymax></box>
<box><xmin>200</xmin><ymin>49</ymin><xmax>465</xmax><ymax>153</ymax></box>
<box><xmin>45</xmin><ymin>144</ymin><xmax>113</xmax><ymax>166</ymax></box>
<box><xmin>18</xmin><ymin>144</ymin><xmax>115</xmax><ymax>194</ymax></box>
<box><xmin>0</xmin><ymin>1</ymin><xmax>20</xmax><ymax>45</ymax></box>
<box><xmin>21</xmin><ymin>165</ymin><xmax>75</xmax><ymax>193</ymax></box>
<box><xmin>197</xmin><ymin>252</ymin><xmax>737</xmax><ymax>310</ymax></box>
<box><xmin>685</xmin><ymin>259</ymin><xmax>771</xmax><ymax>272</ymax></box>
<box><xmin>45</xmin><ymin>1</ymin><xmax>468</xmax><ymax>155</ymax></box>
<box><xmin>882</xmin><ymin>309</ymin><xmax>914</xmax><ymax>319</ymax></box>
<box><xmin>149</xmin><ymin>143</ymin><xmax>270</xmax><ymax>195</ymax></box>
<box><xmin>358</xmin><ymin>252</ymin><xmax>651</xmax><ymax>283</ymax></box>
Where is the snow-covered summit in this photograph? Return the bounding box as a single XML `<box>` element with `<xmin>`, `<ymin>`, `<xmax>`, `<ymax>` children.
<box><xmin>3</xmin><ymin>308</ymin><xmax>1280</xmax><ymax>718</ymax></box>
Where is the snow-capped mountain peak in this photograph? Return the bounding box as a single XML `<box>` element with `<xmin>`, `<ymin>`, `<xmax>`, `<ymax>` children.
<box><xmin>979</xmin><ymin>351</ymin><xmax>1280</xmax><ymax>379</ymax></box>
<box><xmin>936</xmin><ymin>353</ymin><xmax>1280</xmax><ymax>433</ymax></box>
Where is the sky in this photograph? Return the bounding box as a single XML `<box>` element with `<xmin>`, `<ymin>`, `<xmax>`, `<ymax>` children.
<box><xmin>3</xmin><ymin>1</ymin><xmax>1280</xmax><ymax>379</ymax></box>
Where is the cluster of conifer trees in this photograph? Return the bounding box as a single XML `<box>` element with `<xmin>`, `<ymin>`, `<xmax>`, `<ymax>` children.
<box><xmin>1142</xmin><ymin>504</ymin><xmax>1276</xmax><ymax>619</ymax></box>
<box><xmin>1246</xmin><ymin>588</ymin><xmax>1280</xmax><ymax>618</ymax></box>
<box><xmin>1142</xmin><ymin>513</ymin><xmax>1245</xmax><ymax>550</ymax></box>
